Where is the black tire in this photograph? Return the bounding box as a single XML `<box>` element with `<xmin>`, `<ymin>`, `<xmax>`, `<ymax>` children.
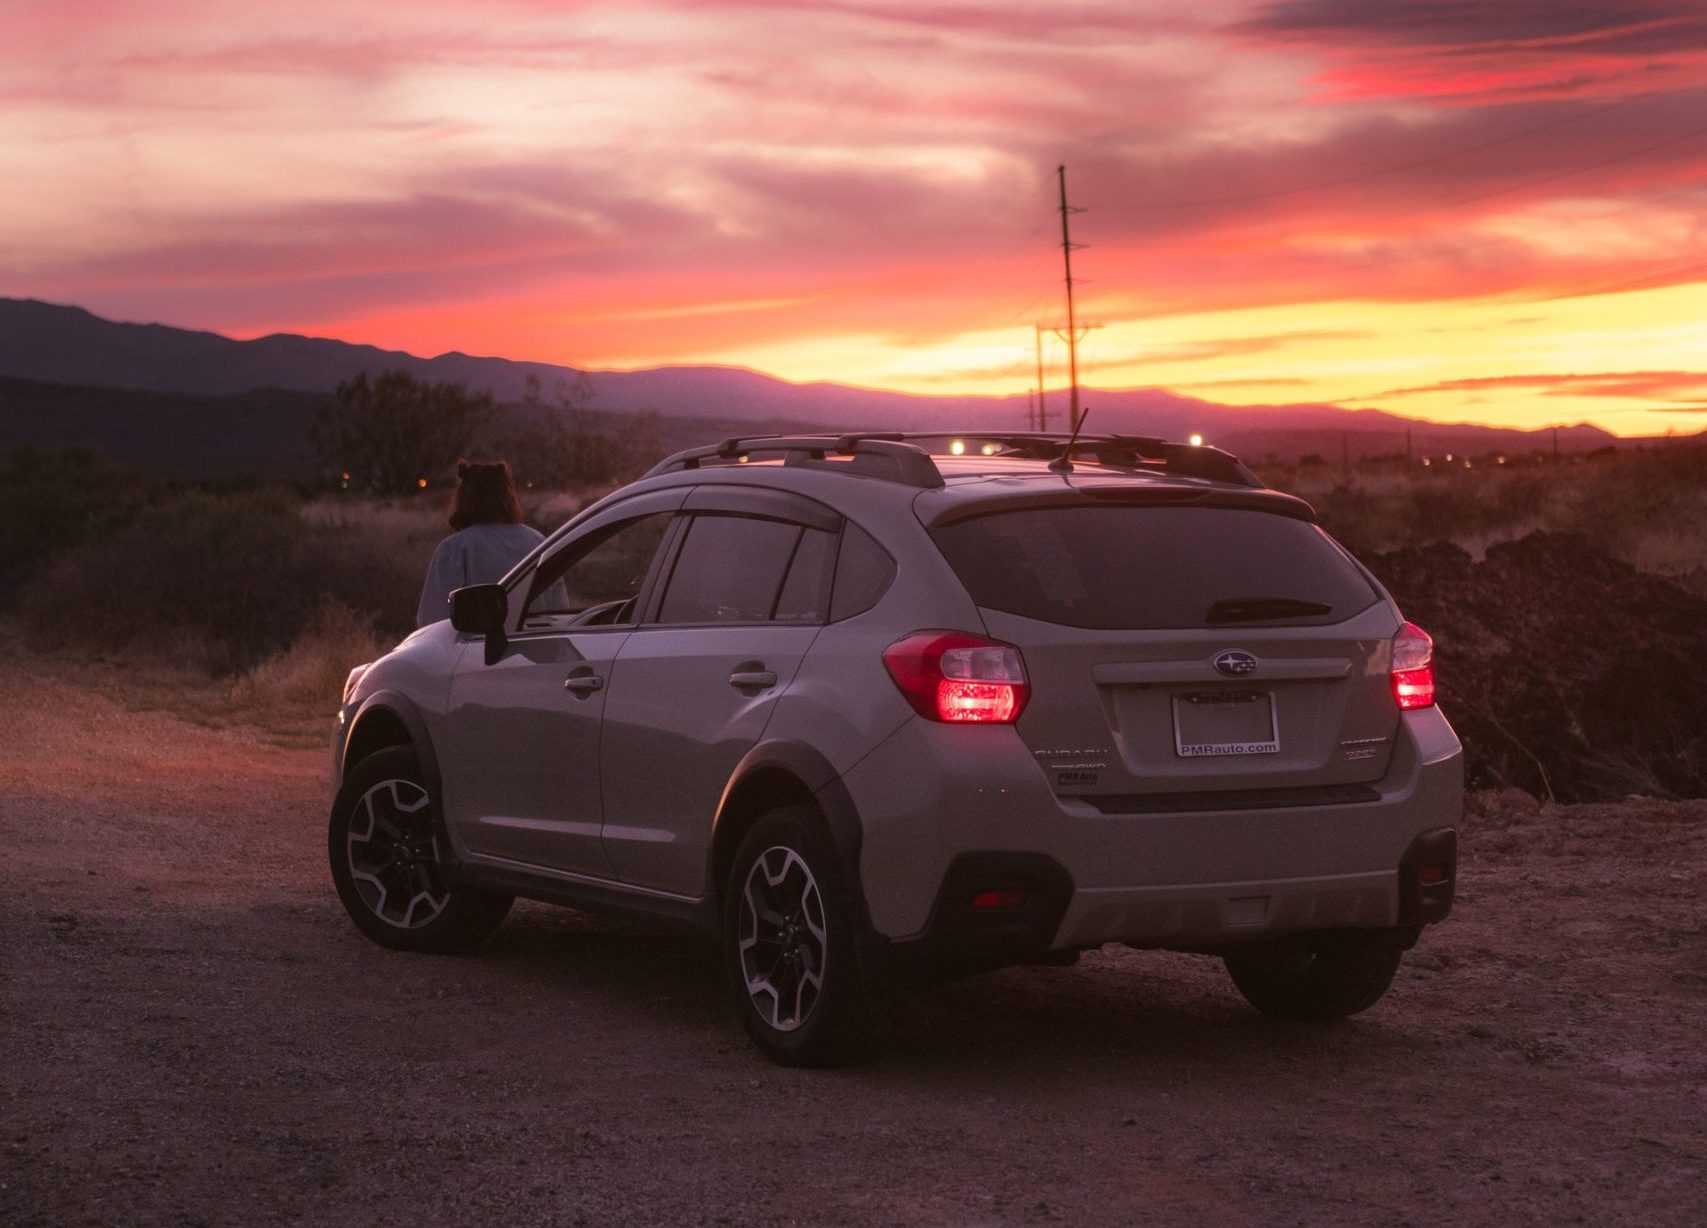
<box><xmin>723</xmin><ymin>806</ymin><xmax>890</xmax><ymax>1067</ymax></box>
<box><xmin>328</xmin><ymin>746</ymin><xmax>512</xmax><ymax>953</ymax></box>
<box><xmin>1223</xmin><ymin>929</ymin><xmax>1405</xmax><ymax>1022</ymax></box>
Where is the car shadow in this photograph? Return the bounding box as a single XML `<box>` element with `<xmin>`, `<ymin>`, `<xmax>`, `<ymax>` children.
<box><xmin>470</xmin><ymin>902</ymin><xmax>1435</xmax><ymax>1084</ymax></box>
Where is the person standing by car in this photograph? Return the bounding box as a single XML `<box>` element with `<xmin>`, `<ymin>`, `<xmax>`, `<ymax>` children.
<box><xmin>415</xmin><ymin>459</ymin><xmax>542</xmax><ymax>627</ymax></box>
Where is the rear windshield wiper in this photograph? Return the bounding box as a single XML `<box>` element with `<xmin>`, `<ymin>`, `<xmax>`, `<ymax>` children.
<box><xmin>1205</xmin><ymin>597</ymin><xmax>1334</xmax><ymax>624</ymax></box>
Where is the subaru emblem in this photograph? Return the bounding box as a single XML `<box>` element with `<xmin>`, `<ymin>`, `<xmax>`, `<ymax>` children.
<box><xmin>1213</xmin><ymin>650</ymin><xmax>1259</xmax><ymax>677</ymax></box>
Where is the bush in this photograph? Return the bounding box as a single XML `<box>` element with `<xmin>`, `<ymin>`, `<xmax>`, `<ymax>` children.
<box><xmin>1367</xmin><ymin>532</ymin><xmax>1707</xmax><ymax>802</ymax></box>
<box><xmin>230</xmin><ymin>600</ymin><xmax>390</xmax><ymax>709</ymax></box>
<box><xmin>20</xmin><ymin>488</ymin><xmax>425</xmax><ymax>671</ymax></box>
<box><xmin>0</xmin><ymin>447</ymin><xmax>151</xmax><ymax>599</ymax></box>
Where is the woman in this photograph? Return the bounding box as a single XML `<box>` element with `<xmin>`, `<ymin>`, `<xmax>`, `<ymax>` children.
<box><xmin>415</xmin><ymin>459</ymin><xmax>543</xmax><ymax>627</ymax></box>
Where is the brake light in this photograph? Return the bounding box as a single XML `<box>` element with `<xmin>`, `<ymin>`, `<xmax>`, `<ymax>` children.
<box><xmin>883</xmin><ymin>631</ymin><xmax>1030</xmax><ymax>724</ymax></box>
<box><xmin>1391</xmin><ymin>622</ymin><xmax>1435</xmax><ymax>710</ymax></box>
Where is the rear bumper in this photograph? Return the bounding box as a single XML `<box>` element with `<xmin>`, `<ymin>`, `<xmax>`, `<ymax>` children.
<box><xmin>841</xmin><ymin>705</ymin><xmax>1463</xmax><ymax>953</ymax></box>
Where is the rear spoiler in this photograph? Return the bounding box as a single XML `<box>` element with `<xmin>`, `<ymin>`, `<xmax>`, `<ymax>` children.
<box><xmin>919</xmin><ymin>483</ymin><xmax>1318</xmax><ymax>528</ymax></box>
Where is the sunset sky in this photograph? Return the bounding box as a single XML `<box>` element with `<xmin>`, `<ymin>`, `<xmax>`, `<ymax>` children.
<box><xmin>5</xmin><ymin>0</ymin><xmax>1707</xmax><ymax>434</ymax></box>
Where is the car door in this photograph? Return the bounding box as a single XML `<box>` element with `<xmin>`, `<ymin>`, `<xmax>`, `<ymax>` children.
<box><xmin>439</xmin><ymin>491</ymin><xmax>684</xmax><ymax>878</ymax></box>
<box><xmin>598</xmin><ymin>487</ymin><xmax>840</xmax><ymax>897</ymax></box>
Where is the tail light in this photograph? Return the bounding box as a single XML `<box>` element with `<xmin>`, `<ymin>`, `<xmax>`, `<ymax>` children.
<box><xmin>883</xmin><ymin>631</ymin><xmax>1029</xmax><ymax>724</ymax></box>
<box><xmin>1390</xmin><ymin>622</ymin><xmax>1435</xmax><ymax>710</ymax></box>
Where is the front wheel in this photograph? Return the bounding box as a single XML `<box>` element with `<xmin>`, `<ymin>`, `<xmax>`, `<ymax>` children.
<box><xmin>1223</xmin><ymin>929</ymin><xmax>1405</xmax><ymax>1022</ymax></box>
<box><xmin>328</xmin><ymin>746</ymin><xmax>512</xmax><ymax>953</ymax></box>
<box><xmin>724</xmin><ymin>806</ymin><xmax>890</xmax><ymax>1067</ymax></box>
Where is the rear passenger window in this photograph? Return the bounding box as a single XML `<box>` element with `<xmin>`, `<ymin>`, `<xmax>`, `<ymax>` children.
<box><xmin>829</xmin><ymin>523</ymin><xmax>896</xmax><ymax>622</ymax></box>
<box><xmin>774</xmin><ymin>527</ymin><xmax>836</xmax><ymax>622</ymax></box>
<box><xmin>930</xmin><ymin>506</ymin><xmax>1377</xmax><ymax>629</ymax></box>
<box><xmin>657</xmin><ymin>515</ymin><xmax>801</xmax><ymax>625</ymax></box>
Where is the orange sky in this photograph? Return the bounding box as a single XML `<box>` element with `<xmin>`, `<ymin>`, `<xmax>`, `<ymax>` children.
<box><xmin>5</xmin><ymin>0</ymin><xmax>1707</xmax><ymax>434</ymax></box>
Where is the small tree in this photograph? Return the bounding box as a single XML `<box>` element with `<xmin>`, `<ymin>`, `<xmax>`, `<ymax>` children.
<box><xmin>507</xmin><ymin>373</ymin><xmax>662</xmax><ymax>489</ymax></box>
<box><xmin>314</xmin><ymin>370</ymin><xmax>495</xmax><ymax>494</ymax></box>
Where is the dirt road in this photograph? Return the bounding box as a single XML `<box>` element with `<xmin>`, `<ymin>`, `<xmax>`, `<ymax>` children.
<box><xmin>3</xmin><ymin>656</ymin><xmax>1704</xmax><ymax>1226</ymax></box>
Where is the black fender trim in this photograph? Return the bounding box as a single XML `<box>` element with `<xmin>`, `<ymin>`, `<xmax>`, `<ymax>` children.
<box><xmin>1398</xmin><ymin>826</ymin><xmax>1457</xmax><ymax>926</ymax></box>
<box><xmin>711</xmin><ymin>739</ymin><xmax>869</xmax><ymax>938</ymax></box>
<box><xmin>885</xmin><ymin>851</ymin><xmax>1075</xmax><ymax>974</ymax></box>
<box><xmin>341</xmin><ymin>691</ymin><xmax>462</xmax><ymax>885</ymax></box>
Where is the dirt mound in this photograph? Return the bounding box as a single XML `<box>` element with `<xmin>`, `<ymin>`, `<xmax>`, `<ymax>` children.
<box><xmin>1368</xmin><ymin>531</ymin><xmax>1707</xmax><ymax>802</ymax></box>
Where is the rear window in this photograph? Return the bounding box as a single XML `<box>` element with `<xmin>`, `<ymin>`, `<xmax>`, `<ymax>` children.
<box><xmin>930</xmin><ymin>506</ymin><xmax>1378</xmax><ymax>630</ymax></box>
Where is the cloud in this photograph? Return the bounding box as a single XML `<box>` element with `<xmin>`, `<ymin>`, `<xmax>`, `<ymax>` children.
<box><xmin>1371</xmin><ymin>370</ymin><xmax>1707</xmax><ymax>404</ymax></box>
<box><xmin>3</xmin><ymin>0</ymin><xmax>1706</xmax><ymax>434</ymax></box>
<box><xmin>1232</xmin><ymin>0</ymin><xmax>1707</xmax><ymax>103</ymax></box>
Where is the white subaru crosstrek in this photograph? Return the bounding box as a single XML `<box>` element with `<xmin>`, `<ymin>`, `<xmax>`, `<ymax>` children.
<box><xmin>329</xmin><ymin>432</ymin><xmax>1462</xmax><ymax>1065</ymax></box>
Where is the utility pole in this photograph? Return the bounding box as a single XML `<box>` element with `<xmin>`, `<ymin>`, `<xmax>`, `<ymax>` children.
<box><xmin>1057</xmin><ymin>164</ymin><xmax>1087</xmax><ymax>433</ymax></box>
<box><xmin>1033</xmin><ymin>324</ymin><xmax>1048</xmax><ymax>432</ymax></box>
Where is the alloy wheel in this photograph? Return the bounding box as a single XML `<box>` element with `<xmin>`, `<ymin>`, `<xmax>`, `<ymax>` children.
<box><xmin>737</xmin><ymin>846</ymin><xmax>828</xmax><ymax>1032</ymax></box>
<box><xmin>345</xmin><ymin>778</ymin><xmax>449</xmax><ymax>929</ymax></box>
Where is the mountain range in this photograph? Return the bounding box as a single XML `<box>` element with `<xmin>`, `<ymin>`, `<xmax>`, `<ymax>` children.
<box><xmin>0</xmin><ymin>297</ymin><xmax>1622</xmax><ymax>475</ymax></box>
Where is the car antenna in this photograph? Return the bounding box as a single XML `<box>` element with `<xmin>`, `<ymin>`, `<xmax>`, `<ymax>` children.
<box><xmin>1048</xmin><ymin>406</ymin><xmax>1090</xmax><ymax>474</ymax></box>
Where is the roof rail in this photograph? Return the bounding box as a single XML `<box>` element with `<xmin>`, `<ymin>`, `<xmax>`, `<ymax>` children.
<box><xmin>642</xmin><ymin>430</ymin><xmax>1261</xmax><ymax>490</ymax></box>
<box><xmin>644</xmin><ymin>434</ymin><xmax>946</xmax><ymax>489</ymax></box>
<box><xmin>886</xmin><ymin>432</ymin><xmax>1264</xmax><ymax>488</ymax></box>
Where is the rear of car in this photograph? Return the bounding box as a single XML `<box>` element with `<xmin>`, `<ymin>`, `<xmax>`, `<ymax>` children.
<box><xmin>830</xmin><ymin>474</ymin><xmax>1461</xmax><ymax>991</ymax></box>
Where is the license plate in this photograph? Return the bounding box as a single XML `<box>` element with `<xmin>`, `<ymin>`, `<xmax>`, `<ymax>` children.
<box><xmin>1173</xmin><ymin>690</ymin><xmax>1279</xmax><ymax>757</ymax></box>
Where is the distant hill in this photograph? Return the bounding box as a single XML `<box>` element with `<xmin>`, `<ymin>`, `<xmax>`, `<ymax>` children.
<box><xmin>0</xmin><ymin>297</ymin><xmax>1621</xmax><ymax>469</ymax></box>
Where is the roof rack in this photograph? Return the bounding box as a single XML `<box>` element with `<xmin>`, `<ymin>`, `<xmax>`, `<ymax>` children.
<box><xmin>643</xmin><ymin>434</ymin><xmax>947</xmax><ymax>489</ymax></box>
<box><xmin>642</xmin><ymin>431</ymin><xmax>1262</xmax><ymax>490</ymax></box>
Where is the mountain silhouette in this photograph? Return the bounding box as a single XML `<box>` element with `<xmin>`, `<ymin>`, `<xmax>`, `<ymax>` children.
<box><xmin>0</xmin><ymin>297</ymin><xmax>1618</xmax><ymax>466</ymax></box>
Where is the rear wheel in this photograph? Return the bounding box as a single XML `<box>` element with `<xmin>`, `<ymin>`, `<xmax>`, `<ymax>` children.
<box><xmin>1223</xmin><ymin>929</ymin><xmax>1405</xmax><ymax>1022</ymax></box>
<box><xmin>724</xmin><ymin>806</ymin><xmax>889</xmax><ymax>1067</ymax></box>
<box><xmin>328</xmin><ymin>747</ymin><xmax>512</xmax><ymax>953</ymax></box>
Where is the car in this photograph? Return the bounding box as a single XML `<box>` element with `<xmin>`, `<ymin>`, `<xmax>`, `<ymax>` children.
<box><xmin>328</xmin><ymin>430</ymin><xmax>1462</xmax><ymax>1066</ymax></box>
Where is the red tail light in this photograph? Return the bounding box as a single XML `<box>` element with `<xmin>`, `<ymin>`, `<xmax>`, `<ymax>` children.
<box><xmin>883</xmin><ymin>631</ymin><xmax>1030</xmax><ymax>724</ymax></box>
<box><xmin>1391</xmin><ymin>622</ymin><xmax>1435</xmax><ymax>710</ymax></box>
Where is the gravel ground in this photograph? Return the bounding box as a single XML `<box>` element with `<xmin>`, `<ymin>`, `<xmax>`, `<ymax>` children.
<box><xmin>3</xmin><ymin>656</ymin><xmax>1704</xmax><ymax>1227</ymax></box>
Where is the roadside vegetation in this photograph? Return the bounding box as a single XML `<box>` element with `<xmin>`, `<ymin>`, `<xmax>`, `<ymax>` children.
<box><xmin>4</xmin><ymin>431</ymin><xmax>1703</xmax><ymax>799</ymax></box>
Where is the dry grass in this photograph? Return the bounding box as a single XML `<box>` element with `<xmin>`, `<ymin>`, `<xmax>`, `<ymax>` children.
<box><xmin>228</xmin><ymin>601</ymin><xmax>390</xmax><ymax>712</ymax></box>
<box><xmin>1265</xmin><ymin>445</ymin><xmax>1707</xmax><ymax>595</ymax></box>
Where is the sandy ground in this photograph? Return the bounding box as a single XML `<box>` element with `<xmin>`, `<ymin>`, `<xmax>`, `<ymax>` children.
<box><xmin>2</xmin><ymin>654</ymin><xmax>1704</xmax><ymax>1227</ymax></box>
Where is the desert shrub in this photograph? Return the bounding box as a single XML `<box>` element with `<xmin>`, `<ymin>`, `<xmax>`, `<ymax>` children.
<box><xmin>230</xmin><ymin>599</ymin><xmax>390</xmax><ymax>709</ymax></box>
<box><xmin>20</xmin><ymin>488</ymin><xmax>425</xmax><ymax>671</ymax></box>
<box><xmin>0</xmin><ymin>447</ymin><xmax>152</xmax><ymax>599</ymax></box>
<box><xmin>1367</xmin><ymin>532</ymin><xmax>1707</xmax><ymax>802</ymax></box>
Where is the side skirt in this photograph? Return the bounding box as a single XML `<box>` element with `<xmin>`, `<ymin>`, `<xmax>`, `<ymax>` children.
<box><xmin>458</xmin><ymin>856</ymin><xmax>719</xmax><ymax>937</ymax></box>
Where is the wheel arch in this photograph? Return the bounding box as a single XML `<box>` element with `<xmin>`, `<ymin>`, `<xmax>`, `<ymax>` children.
<box><xmin>339</xmin><ymin>691</ymin><xmax>459</xmax><ymax>880</ymax></box>
<box><xmin>710</xmin><ymin>740</ymin><xmax>867</xmax><ymax>935</ymax></box>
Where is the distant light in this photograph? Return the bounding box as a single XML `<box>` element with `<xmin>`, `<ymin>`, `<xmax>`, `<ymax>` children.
<box><xmin>416</xmin><ymin>478</ymin><xmax>428</xmax><ymax>488</ymax></box>
<box><xmin>980</xmin><ymin>443</ymin><xmax>998</xmax><ymax>456</ymax></box>
<box><xmin>1444</xmin><ymin>453</ymin><xmax>1453</xmax><ymax>462</ymax></box>
<box><xmin>1422</xmin><ymin>457</ymin><xmax>1432</xmax><ymax>467</ymax></box>
<box><xmin>1188</xmin><ymin>433</ymin><xmax>1204</xmax><ymax>447</ymax></box>
<box><xmin>950</xmin><ymin>439</ymin><xmax>966</xmax><ymax>456</ymax></box>
<box><xmin>1496</xmin><ymin>455</ymin><xmax>1507</xmax><ymax>465</ymax></box>
<box><xmin>341</xmin><ymin>471</ymin><xmax>350</xmax><ymax>481</ymax></box>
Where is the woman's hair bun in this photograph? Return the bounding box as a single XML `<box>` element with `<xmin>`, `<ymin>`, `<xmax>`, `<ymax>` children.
<box><xmin>456</xmin><ymin>459</ymin><xmax>474</xmax><ymax>479</ymax></box>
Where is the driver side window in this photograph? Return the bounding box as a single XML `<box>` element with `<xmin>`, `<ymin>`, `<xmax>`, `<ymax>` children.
<box><xmin>521</xmin><ymin>511</ymin><xmax>674</xmax><ymax>628</ymax></box>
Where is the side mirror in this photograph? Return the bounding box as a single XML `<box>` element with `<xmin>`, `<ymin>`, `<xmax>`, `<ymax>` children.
<box><xmin>449</xmin><ymin>584</ymin><xmax>508</xmax><ymax>663</ymax></box>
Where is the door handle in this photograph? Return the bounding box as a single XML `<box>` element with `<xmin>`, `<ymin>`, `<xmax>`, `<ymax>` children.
<box><xmin>564</xmin><ymin>671</ymin><xmax>604</xmax><ymax>694</ymax></box>
<box><xmin>728</xmin><ymin>669</ymin><xmax>777</xmax><ymax>689</ymax></box>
